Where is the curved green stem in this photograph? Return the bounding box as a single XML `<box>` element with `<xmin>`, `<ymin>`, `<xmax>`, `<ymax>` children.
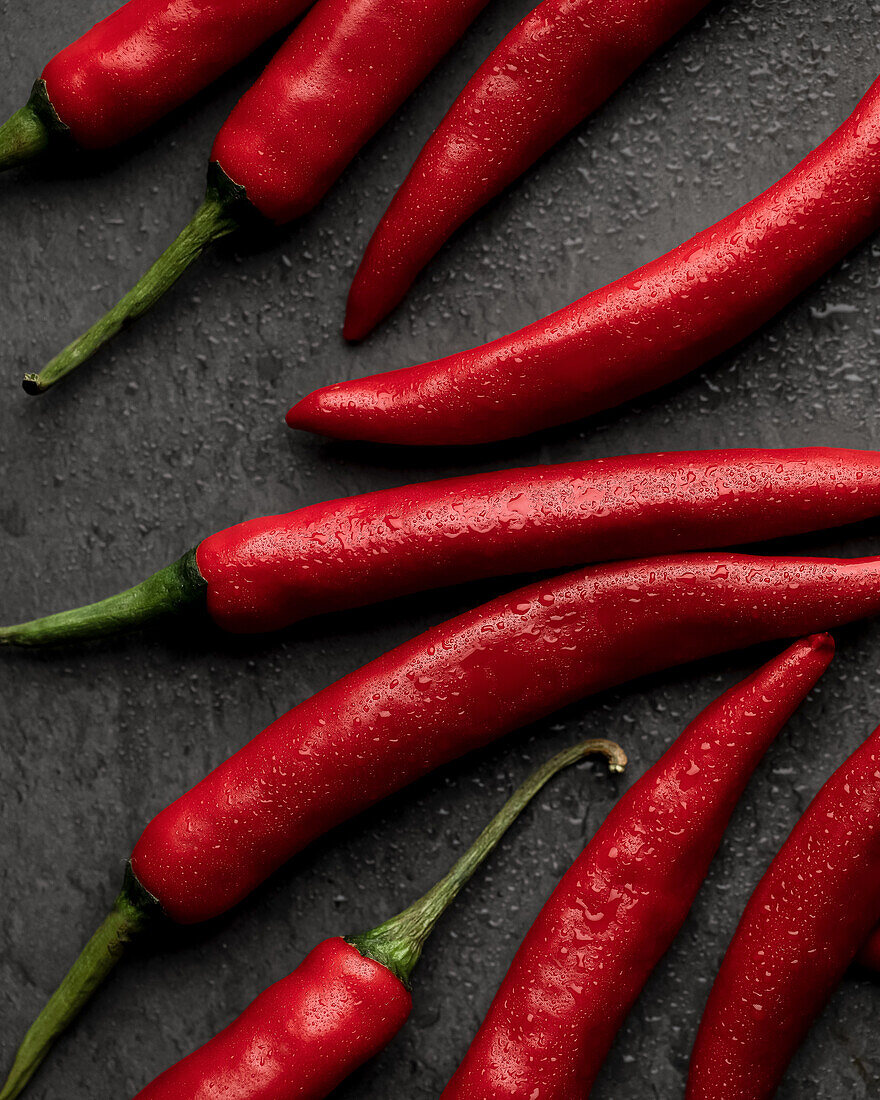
<box><xmin>348</xmin><ymin>737</ymin><xmax>627</xmax><ymax>987</ymax></box>
<box><xmin>0</xmin><ymin>548</ymin><xmax>206</xmax><ymax>647</ymax></box>
<box><xmin>0</xmin><ymin>866</ymin><xmax>162</xmax><ymax>1100</ymax></box>
<box><xmin>23</xmin><ymin>169</ymin><xmax>243</xmax><ymax>394</ymax></box>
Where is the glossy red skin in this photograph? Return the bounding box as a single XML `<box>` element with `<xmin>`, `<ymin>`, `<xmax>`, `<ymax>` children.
<box><xmin>289</xmin><ymin>74</ymin><xmax>880</xmax><ymax>444</ymax></box>
<box><xmin>131</xmin><ymin>553</ymin><xmax>880</xmax><ymax>925</ymax></box>
<box><xmin>441</xmin><ymin>636</ymin><xmax>833</xmax><ymax>1099</ymax></box>
<box><xmin>687</xmin><ymin>723</ymin><xmax>880</xmax><ymax>1100</ymax></box>
<box><xmin>344</xmin><ymin>0</ymin><xmax>709</xmax><ymax>340</ymax></box>
<box><xmin>211</xmin><ymin>0</ymin><xmax>493</xmax><ymax>225</ymax></box>
<box><xmin>196</xmin><ymin>447</ymin><xmax>880</xmax><ymax>633</ymax></box>
<box><xmin>134</xmin><ymin>938</ymin><xmax>411</xmax><ymax>1100</ymax></box>
<box><xmin>41</xmin><ymin>0</ymin><xmax>313</xmax><ymax>150</ymax></box>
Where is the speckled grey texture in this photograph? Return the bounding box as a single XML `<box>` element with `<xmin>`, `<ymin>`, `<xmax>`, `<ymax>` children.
<box><xmin>2</xmin><ymin>0</ymin><xmax>880</xmax><ymax>1096</ymax></box>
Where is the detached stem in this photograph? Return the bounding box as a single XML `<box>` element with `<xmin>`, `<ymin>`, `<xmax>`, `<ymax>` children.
<box><xmin>348</xmin><ymin>738</ymin><xmax>626</xmax><ymax>987</ymax></box>
<box><xmin>23</xmin><ymin>172</ymin><xmax>243</xmax><ymax>394</ymax></box>
<box><xmin>0</xmin><ymin>866</ymin><xmax>162</xmax><ymax>1100</ymax></box>
<box><xmin>0</xmin><ymin>549</ymin><xmax>206</xmax><ymax>647</ymax></box>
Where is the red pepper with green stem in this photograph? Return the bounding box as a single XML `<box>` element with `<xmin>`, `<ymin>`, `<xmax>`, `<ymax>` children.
<box><xmin>289</xmin><ymin>72</ymin><xmax>880</xmax><ymax>445</ymax></box>
<box><xmin>440</xmin><ymin>635</ymin><xmax>834</xmax><ymax>1099</ymax></box>
<box><xmin>132</xmin><ymin>738</ymin><xmax>626</xmax><ymax>1100</ymax></box>
<box><xmin>0</xmin><ymin>0</ymin><xmax>319</xmax><ymax>171</ymax></box>
<box><xmin>344</xmin><ymin>0</ymin><xmax>711</xmax><ymax>340</ymax></box>
<box><xmin>23</xmin><ymin>0</ymin><xmax>499</xmax><ymax>395</ymax></box>
<box><xmin>7</xmin><ymin>446</ymin><xmax>880</xmax><ymax>646</ymax></box>
<box><xmin>687</xmin><ymin>718</ymin><xmax>880</xmax><ymax>1100</ymax></box>
<box><xmin>8</xmin><ymin>550</ymin><xmax>880</xmax><ymax>1098</ymax></box>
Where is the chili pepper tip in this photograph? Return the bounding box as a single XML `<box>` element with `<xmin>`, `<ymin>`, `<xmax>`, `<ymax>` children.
<box><xmin>805</xmin><ymin>631</ymin><xmax>834</xmax><ymax>653</ymax></box>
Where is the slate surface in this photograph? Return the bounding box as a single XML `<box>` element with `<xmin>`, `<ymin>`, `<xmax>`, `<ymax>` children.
<box><xmin>2</xmin><ymin>0</ymin><xmax>880</xmax><ymax>1095</ymax></box>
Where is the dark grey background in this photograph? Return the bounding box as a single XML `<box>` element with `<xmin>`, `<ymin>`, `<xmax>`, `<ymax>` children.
<box><xmin>2</xmin><ymin>0</ymin><xmax>880</xmax><ymax>1095</ymax></box>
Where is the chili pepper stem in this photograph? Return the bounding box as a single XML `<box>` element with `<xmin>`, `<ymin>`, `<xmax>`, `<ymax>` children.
<box><xmin>0</xmin><ymin>81</ymin><xmax>67</xmax><ymax>173</ymax></box>
<box><xmin>0</xmin><ymin>866</ymin><xmax>161</xmax><ymax>1100</ymax></box>
<box><xmin>347</xmin><ymin>738</ymin><xmax>626</xmax><ymax>987</ymax></box>
<box><xmin>23</xmin><ymin>173</ymin><xmax>242</xmax><ymax>394</ymax></box>
<box><xmin>0</xmin><ymin>105</ymin><xmax>49</xmax><ymax>171</ymax></box>
<box><xmin>0</xmin><ymin>549</ymin><xmax>206</xmax><ymax>646</ymax></box>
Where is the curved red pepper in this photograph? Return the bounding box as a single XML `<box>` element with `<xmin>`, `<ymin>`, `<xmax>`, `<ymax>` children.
<box><xmin>345</xmin><ymin>0</ymin><xmax>710</xmax><ymax>339</ymax></box>
<box><xmin>130</xmin><ymin>552</ymin><xmax>880</xmax><ymax>924</ymax></box>
<box><xmin>440</xmin><ymin>635</ymin><xmax>833</xmax><ymax>1098</ymax></box>
<box><xmin>289</xmin><ymin>73</ymin><xmax>880</xmax><ymax>444</ymax></box>
<box><xmin>42</xmin><ymin>0</ymin><xmax>314</xmax><ymax>150</ymax></box>
<box><xmin>134</xmin><ymin>939</ymin><xmax>410</xmax><ymax>1100</ymax></box>
<box><xmin>687</xmin><ymin>719</ymin><xmax>880</xmax><ymax>1099</ymax></box>
<box><xmin>7</xmin><ymin>446</ymin><xmax>880</xmax><ymax>646</ymax></box>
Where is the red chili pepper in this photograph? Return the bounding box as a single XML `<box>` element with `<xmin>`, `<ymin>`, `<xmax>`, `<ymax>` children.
<box><xmin>4</xmin><ymin>446</ymin><xmax>880</xmax><ymax>645</ymax></box>
<box><xmin>137</xmin><ymin>941</ymin><xmax>412</xmax><ymax>1100</ymax></box>
<box><xmin>289</xmin><ymin>73</ymin><xmax>880</xmax><ymax>445</ymax></box>
<box><xmin>0</xmin><ymin>0</ymin><xmax>316</xmax><ymax>169</ymax></box>
<box><xmin>24</xmin><ymin>0</ymin><xmax>495</xmax><ymax>394</ymax></box>
<box><xmin>686</xmin><ymin>718</ymin><xmax>880</xmax><ymax>1100</ymax></box>
<box><xmin>344</xmin><ymin>0</ymin><xmax>710</xmax><ymax>339</ymax></box>
<box><xmin>5</xmin><ymin>551</ymin><xmax>880</xmax><ymax>1098</ymax></box>
<box><xmin>440</xmin><ymin>635</ymin><xmax>833</xmax><ymax>1099</ymax></box>
<box><xmin>132</xmin><ymin>739</ymin><xmax>626</xmax><ymax>1100</ymax></box>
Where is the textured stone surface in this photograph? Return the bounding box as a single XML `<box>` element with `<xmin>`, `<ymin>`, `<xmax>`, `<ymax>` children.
<box><xmin>2</xmin><ymin>0</ymin><xmax>880</xmax><ymax>1096</ymax></box>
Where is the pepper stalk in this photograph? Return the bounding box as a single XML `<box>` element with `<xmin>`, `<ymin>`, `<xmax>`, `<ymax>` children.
<box><xmin>22</xmin><ymin>164</ymin><xmax>253</xmax><ymax>394</ymax></box>
<box><xmin>348</xmin><ymin>737</ymin><xmax>627</xmax><ymax>986</ymax></box>
<box><xmin>0</xmin><ymin>550</ymin><xmax>207</xmax><ymax>646</ymax></box>
<box><xmin>0</xmin><ymin>82</ymin><xmax>70</xmax><ymax>172</ymax></box>
<box><xmin>0</xmin><ymin>867</ymin><xmax>162</xmax><ymax>1100</ymax></box>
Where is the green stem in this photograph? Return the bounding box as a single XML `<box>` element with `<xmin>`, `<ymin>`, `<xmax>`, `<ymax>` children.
<box><xmin>0</xmin><ymin>866</ymin><xmax>162</xmax><ymax>1100</ymax></box>
<box><xmin>0</xmin><ymin>548</ymin><xmax>206</xmax><ymax>647</ymax></box>
<box><xmin>0</xmin><ymin>105</ymin><xmax>49</xmax><ymax>171</ymax></box>
<box><xmin>347</xmin><ymin>738</ymin><xmax>627</xmax><ymax>987</ymax></box>
<box><xmin>23</xmin><ymin>168</ymin><xmax>244</xmax><ymax>394</ymax></box>
<box><xmin>0</xmin><ymin>82</ymin><xmax>67</xmax><ymax>172</ymax></box>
